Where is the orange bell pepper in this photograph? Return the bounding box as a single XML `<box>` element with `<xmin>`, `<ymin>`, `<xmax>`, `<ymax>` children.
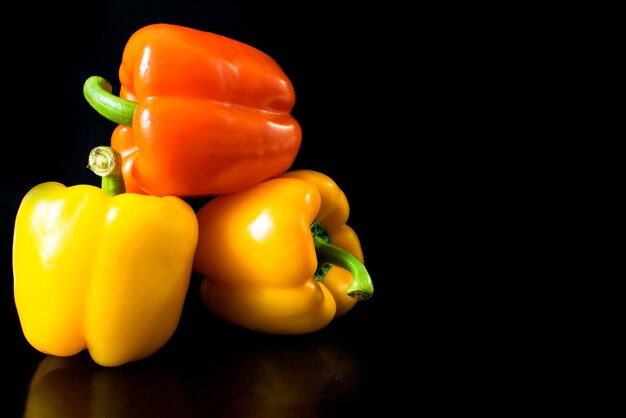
<box><xmin>193</xmin><ymin>169</ymin><xmax>373</xmax><ymax>334</ymax></box>
<box><xmin>83</xmin><ymin>23</ymin><xmax>301</xmax><ymax>197</ymax></box>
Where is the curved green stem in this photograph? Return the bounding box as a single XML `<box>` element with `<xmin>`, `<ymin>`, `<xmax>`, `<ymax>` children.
<box><xmin>87</xmin><ymin>146</ymin><xmax>126</xmax><ymax>196</ymax></box>
<box><xmin>83</xmin><ymin>76</ymin><xmax>137</xmax><ymax>126</ymax></box>
<box><xmin>311</xmin><ymin>221</ymin><xmax>374</xmax><ymax>301</ymax></box>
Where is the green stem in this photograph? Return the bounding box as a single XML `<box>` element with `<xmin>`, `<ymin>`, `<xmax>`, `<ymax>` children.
<box><xmin>311</xmin><ymin>221</ymin><xmax>374</xmax><ymax>301</ymax></box>
<box><xmin>83</xmin><ymin>76</ymin><xmax>137</xmax><ymax>126</ymax></box>
<box><xmin>87</xmin><ymin>146</ymin><xmax>126</xmax><ymax>196</ymax></box>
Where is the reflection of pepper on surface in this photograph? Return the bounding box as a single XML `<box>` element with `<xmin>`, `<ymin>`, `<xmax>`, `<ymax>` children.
<box><xmin>23</xmin><ymin>353</ymin><xmax>193</xmax><ymax>418</ymax></box>
<box><xmin>193</xmin><ymin>169</ymin><xmax>374</xmax><ymax>334</ymax></box>
<box><xmin>83</xmin><ymin>23</ymin><xmax>302</xmax><ymax>197</ymax></box>
<box><xmin>23</xmin><ymin>340</ymin><xmax>360</xmax><ymax>418</ymax></box>
<box><xmin>12</xmin><ymin>147</ymin><xmax>198</xmax><ymax>367</ymax></box>
<box><xmin>193</xmin><ymin>340</ymin><xmax>361</xmax><ymax>417</ymax></box>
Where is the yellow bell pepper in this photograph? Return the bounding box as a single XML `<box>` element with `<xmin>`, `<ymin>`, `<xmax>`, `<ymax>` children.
<box><xmin>193</xmin><ymin>169</ymin><xmax>373</xmax><ymax>334</ymax></box>
<box><xmin>12</xmin><ymin>147</ymin><xmax>198</xmax><ymax>367</ymax></box>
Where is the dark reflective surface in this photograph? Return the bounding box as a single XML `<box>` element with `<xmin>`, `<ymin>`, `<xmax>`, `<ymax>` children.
<box><xmin>2</xmin><ymin>1</ymin><xmax>411</xmax><ymax>417</ymax></box>
<box><xmin>7</xmin><ymin>274</ymin><xmax>399</xmax><ymax>418</ymax></box>
<box><xmin>24</xmin><ymin>336</ymin><xmax>361</xmax><ymax>418</ymax></box>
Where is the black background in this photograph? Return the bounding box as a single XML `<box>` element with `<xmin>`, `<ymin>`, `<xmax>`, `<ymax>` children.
<box><xmin>0</xmin><ymin>3</ymin><xmax>584</xmax><ymax>415</ymax></box>
<box><xmin>1</xmin><ymin>1</ymin><xmax>432</xmax><ymax>417</ymax></box>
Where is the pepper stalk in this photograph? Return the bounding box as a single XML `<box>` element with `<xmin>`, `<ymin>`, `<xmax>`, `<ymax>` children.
<box><xmin>310</xmin><ymin>220</ymin><xmax>373</xmax><ymax>301</ymax></box>
<box><xmin>83</xmin><ymin>76</ymin><xmax>136</xmax><ymax>126</ymax></box>
<box><xmin>88</xmin><ymin>146</ymin><xmax>126</xmax><ymax>196</ymax></box>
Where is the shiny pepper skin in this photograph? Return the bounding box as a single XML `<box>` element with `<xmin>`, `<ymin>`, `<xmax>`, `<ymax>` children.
<box><xmin>12</xmin><ymin>182</ymin><xmax>199</xmax><ymax>367</ymax></box>
<box><xmin>84</xmin><ymin>23</ymin><xmax>302</xmax><ymax>197</ymax></box>
<box><xmin>193</xmin><ymin>169</ymin><xmax>372</xmax><ymax>334</ymax></box>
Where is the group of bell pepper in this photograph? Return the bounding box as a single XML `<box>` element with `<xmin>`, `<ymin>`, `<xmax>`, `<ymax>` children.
<box><xmin>12</xmin><ymin>23</ymin><xmax>373</xmax><ymax>367</ymax></box>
